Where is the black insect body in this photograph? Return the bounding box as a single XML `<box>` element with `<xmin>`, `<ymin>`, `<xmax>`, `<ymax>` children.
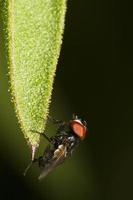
<box><xmin>24</xmin><ymin>115</ymin><xmax>87</xmax><ymax>180</ymax></box>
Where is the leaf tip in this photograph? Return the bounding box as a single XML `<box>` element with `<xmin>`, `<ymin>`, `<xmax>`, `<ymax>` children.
<box><xmin>31</xmin><ymin>145</ymin><xmax>37</xmax><ymax>161</ymax></box>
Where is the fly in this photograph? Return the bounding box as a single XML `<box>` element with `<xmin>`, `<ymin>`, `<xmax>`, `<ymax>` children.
<box><xmin>24</xmin><ymin>114</ymin><xmax>87</xmax><ymax>180</ymax></box>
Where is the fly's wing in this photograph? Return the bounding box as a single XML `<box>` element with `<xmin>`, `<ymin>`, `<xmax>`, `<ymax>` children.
<box><xmin>38</xmin><ymin>144</ymin><xmax>67</xmax><ymax>180</ymax></box>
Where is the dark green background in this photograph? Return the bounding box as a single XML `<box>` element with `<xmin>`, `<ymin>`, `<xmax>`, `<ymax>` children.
<box><xmin>0</xmin><ymin>0</ymin><xmax>133</xmax><ymax>200</ymax></box>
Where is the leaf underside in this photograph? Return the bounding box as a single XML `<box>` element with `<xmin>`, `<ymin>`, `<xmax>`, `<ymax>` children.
<box><xmin>0</xmin><ymin>0</ymin><xmax>66</xmax><ymax>151</ymax></box>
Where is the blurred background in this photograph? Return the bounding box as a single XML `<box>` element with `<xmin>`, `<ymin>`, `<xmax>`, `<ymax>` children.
<box><xmin>0</xmin><ymin>0</ymin><xmax>133</xmax><ymax>200</ymax></box>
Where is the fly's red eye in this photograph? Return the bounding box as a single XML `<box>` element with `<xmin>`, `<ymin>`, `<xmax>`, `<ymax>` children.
<box><xmin>70</xmin><ymin>120</ymin><xmax>87</xmax><ymax>139</ymax></box>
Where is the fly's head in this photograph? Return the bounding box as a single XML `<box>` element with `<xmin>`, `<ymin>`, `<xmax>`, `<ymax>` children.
<box><xmin>69</xmin><ymin>114</ymin><xmax>88</xmax><ymax>140</ymax></box>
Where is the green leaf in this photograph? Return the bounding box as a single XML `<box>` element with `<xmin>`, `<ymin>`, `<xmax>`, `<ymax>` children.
<box><xmin>0</xmin><ymin>0</ymin><xmax>66</xmax><ymax>155</ymax></box>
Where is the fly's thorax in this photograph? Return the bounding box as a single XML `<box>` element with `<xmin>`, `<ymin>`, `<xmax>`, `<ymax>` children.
<box><xmin>66</xmin><ymin>134</ymin><xmax>80</xmax><ymax>154</ymax></box>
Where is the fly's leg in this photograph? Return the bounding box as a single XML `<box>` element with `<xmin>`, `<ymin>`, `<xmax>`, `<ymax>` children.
<box><xmin>23</xmin><ymin>156</ymin><xmax>45</xmax><ymax>176</ymax></box>
<box><xmin>30</xmin><ymin>130</ymin><xmax>51</xmax><ymax>142</ymax></box>
<box><xmin>47</xmin><ymin>115</ymin><xmax>66</xmax><ymax>126</ymax></box>
<box><xmin>57</xmin><ymin>122</ymin><xmax>67</xmax><ymax>133</ymax></box>
<box><xmin>41</xmin><ymin>115</ymin><xmax>67</xmax><ymax>132</ymax></box>
<box><xmin>47</xmin><ymin>116</ymin><xmax>68</xmax><ymax>134</ymax></box>
<box><xmin>40</xmin><ymin>115</ymin><xmax>65</xmax><ymax>125</ymax></box>
<box><xmin>23</xmin><ymin>158</ymin><xmax>38</xmax><ymax>176</ymax></box>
